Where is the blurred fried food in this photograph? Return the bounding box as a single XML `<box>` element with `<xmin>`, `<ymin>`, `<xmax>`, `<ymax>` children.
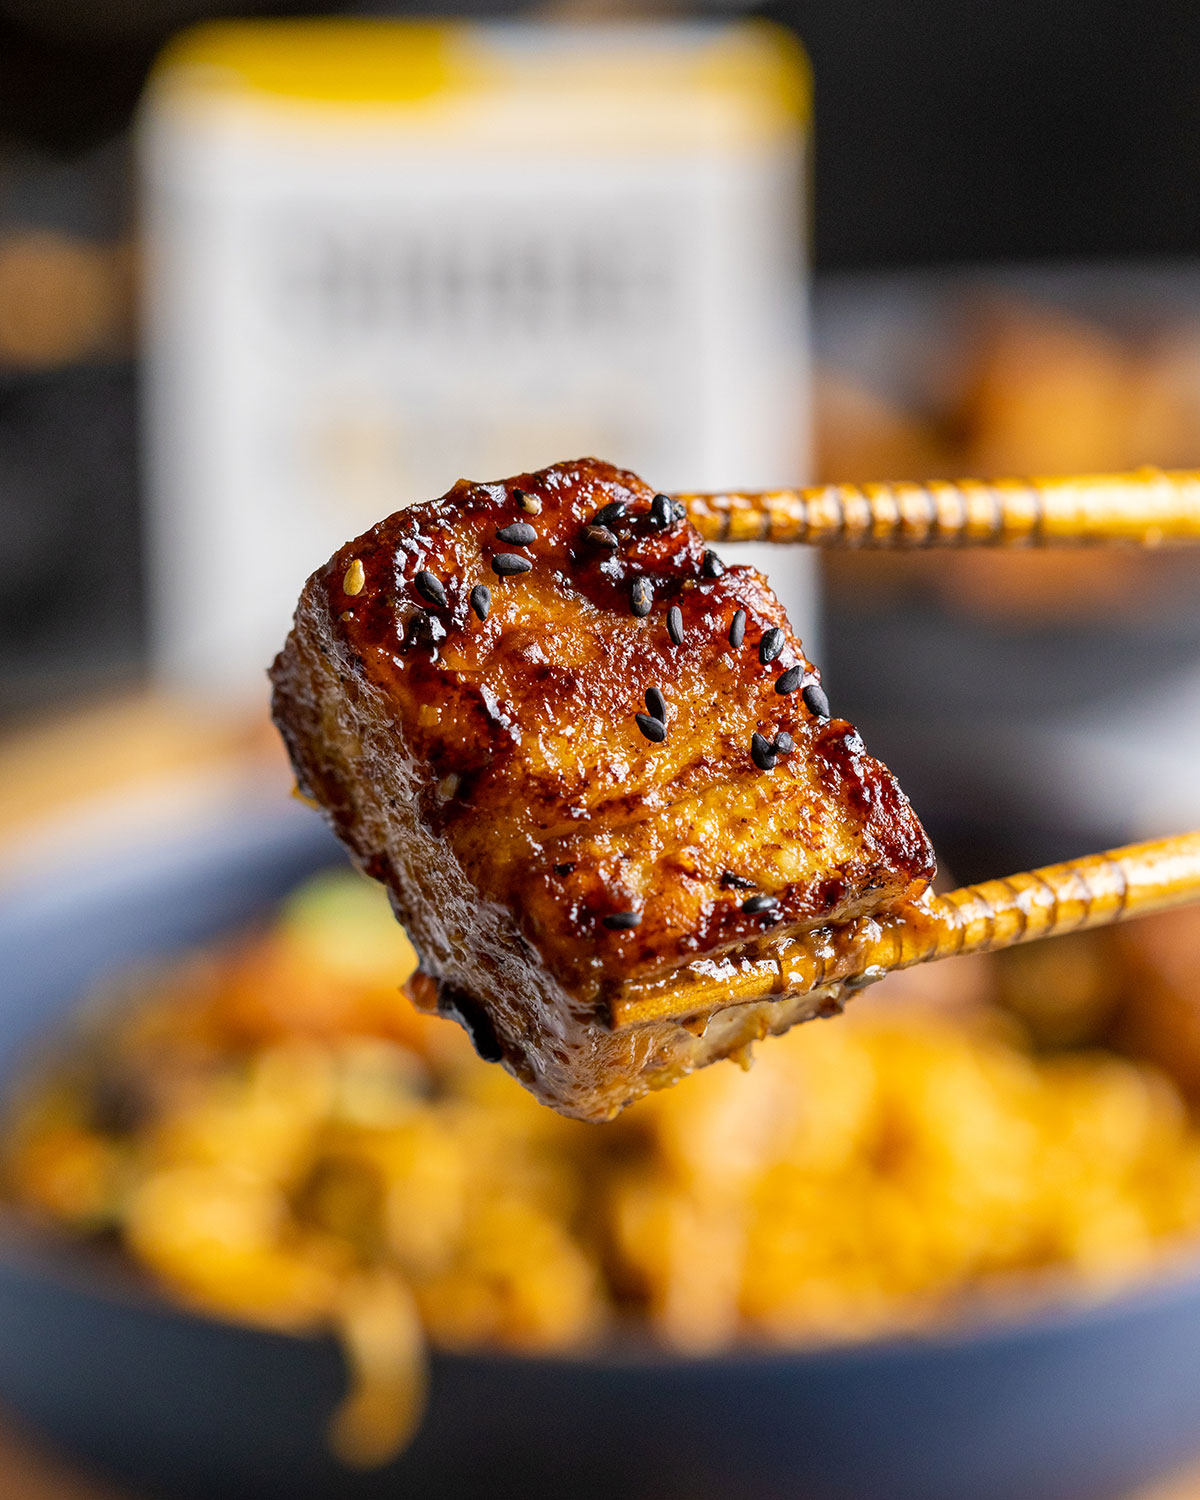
<box><xmin>812</xmin><ymin>370</ymin><xmax>955</xmax><ymax>489</ymax></box>
<box><xmin>993</xmin><ymin>928</ymin><xmax>1126</xmax><ymax>1051</ymax></box>
<box><xmin>1112</xmin><ymin>906</ymin><xmax>1200</xmax><ymax>1099</ymax></box>
<box><xmin>817</xmin><ymin>292</ymin><xmax>1200</xmax><ymax>621</ymax></box>
<box><xmin>960</xmin><ymin>300</ymin><xmax>1136</xmax><ymax>476</ymax></box>
<box><xmin>6</xmin><ymin>872</ymin><xmax>1200</xmax><ymax>1464</ymax></box>
<box><xmin>0</xmin><ymin>231</ymin><xmax>132</xmax><ymax>370</ymax></box>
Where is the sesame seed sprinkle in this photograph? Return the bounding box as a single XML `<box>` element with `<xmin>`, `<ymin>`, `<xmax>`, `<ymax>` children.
<box><xmin>343</xmin><ymin>559</ymin><xmax>365</xmax><ymax>596</ymax></box>
<box><xmin>603</xmin><ymin>911</ymin><xmax>642</xmax><ymax>931</ymax></box>
<box><xmin>415</xmin><ymin>569</ymin><xmax>447</xmax><ymax>607</ymax></box>
<box><xmin>515</xmin><ymin>489</ymin><xmax>542</xmax><ymax>514</ymax></box>
<box><xmin>775</xmin><ymin>665</ymin><xmax>803</xmax><ymax>694</ymax></box>
<box><xmin>803</xmin><ymin>681</ymin><xmax>831</xmax><ymax>719</ymax></box>
<box><xmin>470</xmin><ymin>584</ymin><xmax>491</xmax><ymax>621</ymax></box>
<box><xmin>729</xmin><ymin>609</ymin><xmax>746</xmax><ymax>648</ymax></box>
<box><xmin>497</xmin><ymin>521</ymin><xmax>537</xmax><ymax>545</ymax></box>
<box><xmin>701</xmin><ymin>550</ymin><xmax>725</xmax><ymax>579</ymax></box>
<box><xmin>774</xmin><ymin>731</ymin><xmax>795</xmax><ymax>753</ymax></box>
<box><xmin>594</xmin><ymin>500</ymin><xmax>627</xmax><ymax>528</ymax></box>
<box><xmin>404</xmin><ymin>610</ymin><xmax>447</xmax><ymax>648</ymax></box>
<box><xmin>645</xmin><ymin>686</ymin><xmax>667</xmax><ymax>722</ymax></box>
<box><xmin>720</xmin><ymin>871</ymin><xmax>757</xmax><ymax>890</ymax></box>
<box><xmin>650</xmin><ymin>493</ymin><xmax>673</xmax><ymax>527</ymax></box>
<box><xmin>445</xmin><ymin>993</ymin><xmax>504</xmax><ymax>1063</ymax></box>
<box><xmin>635</xmin><ymin>712</ymin><xmax>666</xmax><ymax>742</ymax></box>
<box><xmin>492</xmin><ymin>553</ymin><xmax>533</xmax><ymax>578</ymax></box>
<box><xmin>584</xmin><ymin>524</ymin><xmax>619</xmax><ymax>549</ymax></box>
<box><xmin>742</xmin><ymin>894</ymin><xmax>779</xmax><ymax>915</ymax></box>
<box><xmin>759</xmin><ymin>627</ymin><xmax>785</xmax><ymax>665</ymax></box>
<box><xmin>750</xmin><ymin>731</ymin><xmax>777</xmax><ymax>771</ymax></box>
<box><xmin>667</xmin><ymin>605</ymin><xmax>684</xmax><ymax>645</ymax></box>
<box><xmin>630</xmin><ymin>576</ymin><xmax>653</xmax><ymax>617</ymax></box>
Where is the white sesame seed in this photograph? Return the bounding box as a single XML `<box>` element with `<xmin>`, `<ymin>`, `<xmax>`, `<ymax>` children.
<box><xmin>343</xmin><ymin>559</ymin><xmax>365</xmax><ymax>595</ymax></box>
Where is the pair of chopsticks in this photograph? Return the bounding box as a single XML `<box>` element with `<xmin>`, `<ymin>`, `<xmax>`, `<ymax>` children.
<box><xmin>621</xmin><ymin>467</ymin><xmax>1200</xmax><ymax>1026</ymax></box>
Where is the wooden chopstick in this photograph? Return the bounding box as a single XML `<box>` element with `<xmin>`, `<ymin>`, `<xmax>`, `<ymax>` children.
<box><xmin>674</xmin><ymin>467</ymin><xmax>1200</xmax><ymax>548</ymax></box>
<box><xmin>610</xmin><ymin>831</ymin><xmax>1200</xmax><ymax>1030</ymax></box>
<box><xmin>619</xmin><ymin>474</ymin><xmax>1200</xmax><ymax>1029</ymax></box>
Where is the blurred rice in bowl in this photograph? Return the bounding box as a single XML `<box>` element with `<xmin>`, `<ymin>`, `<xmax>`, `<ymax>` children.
<box><xmin>8</xmin><ymin>866</ymin><xmax>1200</xmax><ymax>1471</ymax></box>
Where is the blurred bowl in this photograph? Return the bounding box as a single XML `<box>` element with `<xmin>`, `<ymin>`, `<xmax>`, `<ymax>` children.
<box><xmin>3</xmin><ymin>809</ymin><xmax>1200</xmax><ymax>1500</ymax></box>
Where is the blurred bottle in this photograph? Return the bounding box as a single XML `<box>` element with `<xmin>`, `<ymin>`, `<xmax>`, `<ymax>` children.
<box><xmin>140</xmin><ymin>19</ymin><xmax>813</xmax><ymax>698</ymax></box>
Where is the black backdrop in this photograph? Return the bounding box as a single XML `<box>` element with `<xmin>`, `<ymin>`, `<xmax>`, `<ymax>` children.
<box><xmin>3</xmin><ymin>0</ymin><xmax>1200</xmax><ymax>270</ymax></box>
<box><xmin>774</xmin><ymin>0</ymin><xmax>1200</xmax><ymax>269</ymax></box>
<box><xmin>2</xmin><ymin>0</ymin><xmax>1199</xmax><ymax>717</ymax></box>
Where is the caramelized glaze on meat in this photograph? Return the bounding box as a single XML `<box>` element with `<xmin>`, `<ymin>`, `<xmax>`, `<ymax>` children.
<box><xmin>271</xmin><ymin>458</ymin><xmax>935</xmax><ymax>1119</ymax></box>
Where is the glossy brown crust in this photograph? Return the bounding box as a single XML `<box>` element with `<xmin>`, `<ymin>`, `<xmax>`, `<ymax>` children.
<box><xmin>270</xmin><ymin>457</ymin><xmax>935</xmax><ymax>1119</ymax></box>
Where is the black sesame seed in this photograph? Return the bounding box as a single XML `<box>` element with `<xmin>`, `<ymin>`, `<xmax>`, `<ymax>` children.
<box><xmin>645</xmin><ymin>686</ymin><xmax>667</xmax><ymax>722</ymax></box>
<box><xmin>671</xmin><ymin>499</ymin><xmax>688</xmax><ymax>521</ymax></box>
<box><xmin>603</xmin><ymin>911</ymin><xmax>642</xmax><ymax>931</ymax></box>
<box><xmin>440</xmin><ymin>992</ymin><xmax>503</xmax><ymax>1063</ymax></box>
<box><xmin>802</xmin><ymin>681</ymin><xmax>831</xmax><ymax>719</ymax></box>
<box><xmin>650</xmin><ymin>493</ymin><xmax>673</xmax><ymax>527</ymax></box>
<box><xmin>594</xmin><ymin>500</ymin><xmax>627</xmax><ymax>528</ymax></box>
<box><xmin>667</xmin><ymin>605</ymin><xmax>684</xmax><ymax>645</ymax></box>
<box><xmin>630</xmin><ymin>576</ymin><xmax>653</xmax><ymax>617</ymax></box>
<box><xmin>404</xmin><ymin>611</ymin><xmax>447</xmax><ymax>648</ymax></box>
<box><xmin>720</xmin><ymin>871</ymin><xmax>757</xmax><ymax>890</ymax></box>
<box><xmin>635</xmin><ymin>712</ymin><xmax>666</xmax><ymax>743</ymax></box>
<box><xmin>774</xmin><ymin>731</ymin><xmax>795</xmax><ymax>754</ymax></box>
<box><xmin>759</xmin><ymin>627</ymin><xmax>785</xmax><ymax>665</ymax></box>
<box><xmin>775</xmin><ymin>665</ymin><xmax>803</xmax><ymax>695</ymax></box>
<box><xmin>750</xmin><ymin>731</ymin><xmax>778</xmax><ymax>771</ymax></box>
<box><xmin>742</xmin><ymin>894</ymin><xmax>779</xmax><ymax>915</ymax></box>
<box><xmin>701</xmin><ymin>550</ymin><xmax>725</xmax><ymax>578</ymax></box>
<box><xmin>497</xmin><ymin>521</ymin><xmax>537</xmax><ymax>545</ymax></box>
<box><xmin>583</xmin><ymin>524</ymin><xmax>619</xmax><ymax>549</ymax></box>
<box><xmin>415</xmin><ymin>570</ymin><xmax>447</xmax><ymax>607</ymax></box>
<box><xmin>729</xmin><ymin>609</ymin><xmax>746</xmax><ymax>648</ymax></box>
<box><xmin>554</xmin><ymin>862</ymin><xmax>575</xmax><ymax>877</ymax></box>
<box><xmin>470</xmin><ymin>583</ymin><xmax>491</xmax><ymax>620</ymax></box>
<box><xmin>492</xmin><ymin>553</ymin><xmax>533</xmax><ymax>578</ymax></box>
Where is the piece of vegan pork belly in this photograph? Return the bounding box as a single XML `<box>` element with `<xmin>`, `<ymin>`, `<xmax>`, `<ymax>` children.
<box><xmin>270</xmin><ymin>457</ymin><xmax>935</xmax><ymax>1120</ymax></box>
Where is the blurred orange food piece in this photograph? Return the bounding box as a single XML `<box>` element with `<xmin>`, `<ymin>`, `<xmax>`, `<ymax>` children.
<box><xmin>817</xmin><ymin>293</ymin><xmax>1200</xmax><ymax>622</ymax></box>
<box><xmin>7</xmin><ymin>870</ymin><xmax>1200</xmax><ymax>1466</ymax></box>
<box><xmin>0</xmin><ymin>231</ymin><xmax>133</xmax><ymax>370</ymax></box>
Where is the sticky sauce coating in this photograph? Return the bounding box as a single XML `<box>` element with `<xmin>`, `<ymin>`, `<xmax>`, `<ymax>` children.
<box><xmin>271</xmin><ymin>458</ymin><xmax>935</xmax><ymax>1118</ymax></box>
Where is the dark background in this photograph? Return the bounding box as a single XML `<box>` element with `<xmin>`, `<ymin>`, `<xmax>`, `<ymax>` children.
<box><xmin>2</xmin><ymin>0</ymin><xmax>1198</xmax><ymax>720</ymax></box>
<box><xmin>2</xmin><ymin>0</ymin><xmax>1199</xmax><ymax>269</ymax></box>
